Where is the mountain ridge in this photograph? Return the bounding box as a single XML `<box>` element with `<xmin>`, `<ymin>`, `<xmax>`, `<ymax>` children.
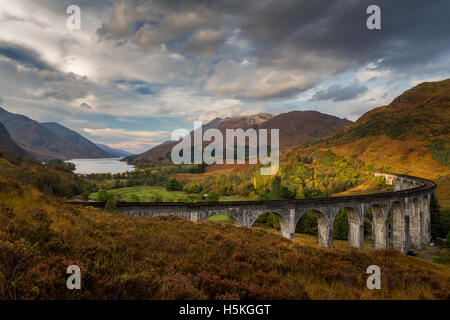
<box><xmin>0</xmin><ymin>107</ymin><xmax>113</xmax><ymax>161</ymax></box>
<box><xmin>296</xmin><ymin>79</ymin><xmax>450</xmax><ymax>208</ymax></box>
<box><xmin>95</xmin><ymin>143</ymin><xmax>132</xmax><ymax>158</ymax></box>
<box><xmin>127</xmin><ymin>110</ymin><xmax>352</xmax><ymax>163</ymax></box>
<box><xmin>311</xmin><ymin>78</ymin><xmax>450</xmax><ymax>179</ymax></box>
<box><xmin>0</xmin><ymin>122</ymin><xmax>31</xmax><ymax>158</ymax></box>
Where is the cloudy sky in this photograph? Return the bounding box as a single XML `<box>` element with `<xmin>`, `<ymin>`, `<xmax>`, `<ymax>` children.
<box><xmin>0</xmin><ymin>0</ymin><xmax>449</xmax><ymax>153</ymax></box>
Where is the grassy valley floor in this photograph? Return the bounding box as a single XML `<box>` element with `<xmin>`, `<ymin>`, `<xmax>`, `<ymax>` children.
<box><xmin>89</xmin><ymin>185</ymin><xmax>248</xmax><ymax>202</ymax></box>
<box><xmin>89</xmin><ymin>186</ymin><xmax>187</xmax><ymax>202</ymax></box>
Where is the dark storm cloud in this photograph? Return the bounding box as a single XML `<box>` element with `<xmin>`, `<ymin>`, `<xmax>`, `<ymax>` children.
<box><xmin>97</xmin><ymin>0</ymin><xmax>450</xmax><ymax>67</ymax></box>
<box><xmin>95</xmin><ymin>0</ymin><xmax>450</xmax><ymax>99</ymax></box>
<box><xmin>237</xmin><ymin>0</ymin><xmax>450</xmax><ymax>69</ymax></box>
<box><xmin>214</xmin><ymin>0</ymin><xmax>450</xmax><ymax>83</ymax></box>
<box><xmin>0</xmin><ymin>41</ymin><xmax>55</xmax><ymax>71</ymax></box>
<box><xmin>311</xmin><ymin>81</ymin><xmax>368</xmax><ymax>102</ymax></box>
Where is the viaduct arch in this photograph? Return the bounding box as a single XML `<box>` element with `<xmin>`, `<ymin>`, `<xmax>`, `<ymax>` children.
<box><xmin>71</xmin><ymin>173</ymin><xmax>436</xmax><ymax>254</ymax></box>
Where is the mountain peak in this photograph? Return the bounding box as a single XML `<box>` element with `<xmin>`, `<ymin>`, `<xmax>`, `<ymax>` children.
<box><xmin>391</xmin><ymin>78</ymin><xmax>450</xmax><ymax>107</ymax></box>
<box><xmin>0</xmin><ymin>109</ymin><xmax>114</xmax><ymax>160</ymax></box>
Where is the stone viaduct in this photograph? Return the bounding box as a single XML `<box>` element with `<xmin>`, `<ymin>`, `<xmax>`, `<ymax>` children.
<box><xmin>71</xmin><ymin>173</ymin><xmax>436</xmax><ymax>254</ymax></box>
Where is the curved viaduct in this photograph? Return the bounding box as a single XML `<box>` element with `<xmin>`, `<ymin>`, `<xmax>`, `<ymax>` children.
<box><xmin>74</xmin><ymin>173</ymin><xmax>436</xmax><ymax>254</ymax></box>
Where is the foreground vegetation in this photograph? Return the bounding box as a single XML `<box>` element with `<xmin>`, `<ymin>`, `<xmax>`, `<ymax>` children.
<box><xmin>0</xmin><ymin>156</ymin><xmax>449</xmax><ymax>299</ymax></box>
<box><xmin>1</xmin><ymin>187</ymin><xmax>449</xmax><ymax>299</ymax></box>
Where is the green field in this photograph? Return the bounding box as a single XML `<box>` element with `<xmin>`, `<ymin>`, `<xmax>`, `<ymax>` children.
<box><xmin>89</xmin><ymin>186</ymin><xmax>249</xmax><ymax>202</ymax></box>
<box><xmin>207</xmin><ymin>214</ymin><xmax>235</xmax><ymax>222</ymax></box>
<box><xmin>89</xmin><ymin>186</ymin><xmax>187</xmax><ymax>202</ymax></box>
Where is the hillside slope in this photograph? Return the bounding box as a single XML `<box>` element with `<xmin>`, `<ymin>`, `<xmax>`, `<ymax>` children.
<box><xmin>128</xmin><ymin>111</ymin><xmax>351</xmax><ymax>163</ymax></box>
<box><xmin>173</xmin><ymin>80</ymin><xmax>449</xmax><ymax>207</ymax></box>
<box><xmin>301</xmin><ymin>79</ymin><xmax>450</xmax><ymax>207</ymax></box>
<box><xmin>41</xmin><ymin>122</ymin><xmax>114</xmax><ymax>159</ymax></box>
<box><xmin>126</xmin><ymin>113</ymin><xmax>273</xmax><ymax>163</ymax></box>
<box><xmin>0</xmin><ymin>155</ymin><xmax>448</xmax><ymax>299</ymax></box>
<box><xmin>0</xmin><ymin>123</ymin><xmax>31</xmax><ymax>158</ymax></box>
<box><xmin>95</xmin><ymin>143</ymin><xmax>132</xmax><ymax>158</ymax></box>
<box><xmin>0</xmin><ymin>107</ymin><xmax>113</xmax><ymax>160</ymax></box>
<box><xmin>317</xmin><ymin>79</ymin><xmax>449</xmax><ymax>178</ymax></box>
<box><xmin>259</xmin><ymin>110</ymin><xmax>352</xmax><ymax>148</ymax></box>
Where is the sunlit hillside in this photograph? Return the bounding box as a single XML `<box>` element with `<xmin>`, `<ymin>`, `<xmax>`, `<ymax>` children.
<box><xmin>176</xmin><ymin>80</ymin><xmax>449</xmax><ymax>204</ymax></box>
<box><xmin>299</xmin><ymin>79</ymin><xmax>449</xmax><ymax>208</ymax></box>
<box><xmin>0</xmin><ymin>156</ymin><xmax>449</xmax><ymax>299</ymax></box>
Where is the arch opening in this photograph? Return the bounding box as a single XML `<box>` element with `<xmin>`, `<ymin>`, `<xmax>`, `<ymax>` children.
<box><xmin>253</xmin><ymin>212</ymin><xmax>282</xmax><ymax>230</ymax></box>
<box><xmin>295</xmin><ymin>210</ymin><xmax>332</xmax><ymax>247</ymax></box>
<box><xmin>207</xmin><ymin>213</ymin><xmax>239</xmax><ymax>225</ymax></box>
<box><xmin>295</xmin><ymin>210</ymin><xmax>318</xmax><ymax>244</ymax></box>
<box><xmin>252</xmin><ymin>211</ymin><xmax>292</xmax><ymax>239</ymax></box>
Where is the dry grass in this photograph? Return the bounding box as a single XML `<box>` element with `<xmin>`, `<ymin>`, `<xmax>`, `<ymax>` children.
<box><xmin>333</xmin><ymin>181</ymin><xmax>393</xmax><ymax>196</ymax></box>
<box><xmin>326</xmin><ymin>135</ymin><xmax>448</xmax><ymax>179</ymax></box>
<box><xmin>1</xmin><ymin>175</ymin><xmax>449</xmax><ymax>300</ymax></box>
<box><xmin>436</xmin><ymin>175</ymin><xmax>450</xmax><ymax>210</ymax></box>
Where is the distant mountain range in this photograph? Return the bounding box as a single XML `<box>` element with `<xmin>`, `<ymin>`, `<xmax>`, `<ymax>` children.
<box><xmin>0</xmin><ymin>107</ymin><xmax>114</xmax><ymax>161</ymax></box>
<box><xmin>126</xmin><ymin>110</ymin><xmax>352</xmax><ymax>163</ymax></box>
<box><xmin>5</xmin><ymin>79</ymin><xmax>447</xmax><ymax>175</ymax></box>
<box><xmin>3</xmin><ymin>105</ymin><xmax>352</xmax><ymax>164</ymax></box>
<box><xmin>95</xmin><ymin>143</ymin><xmax>132</xmax><ymax>158</ymax></box>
